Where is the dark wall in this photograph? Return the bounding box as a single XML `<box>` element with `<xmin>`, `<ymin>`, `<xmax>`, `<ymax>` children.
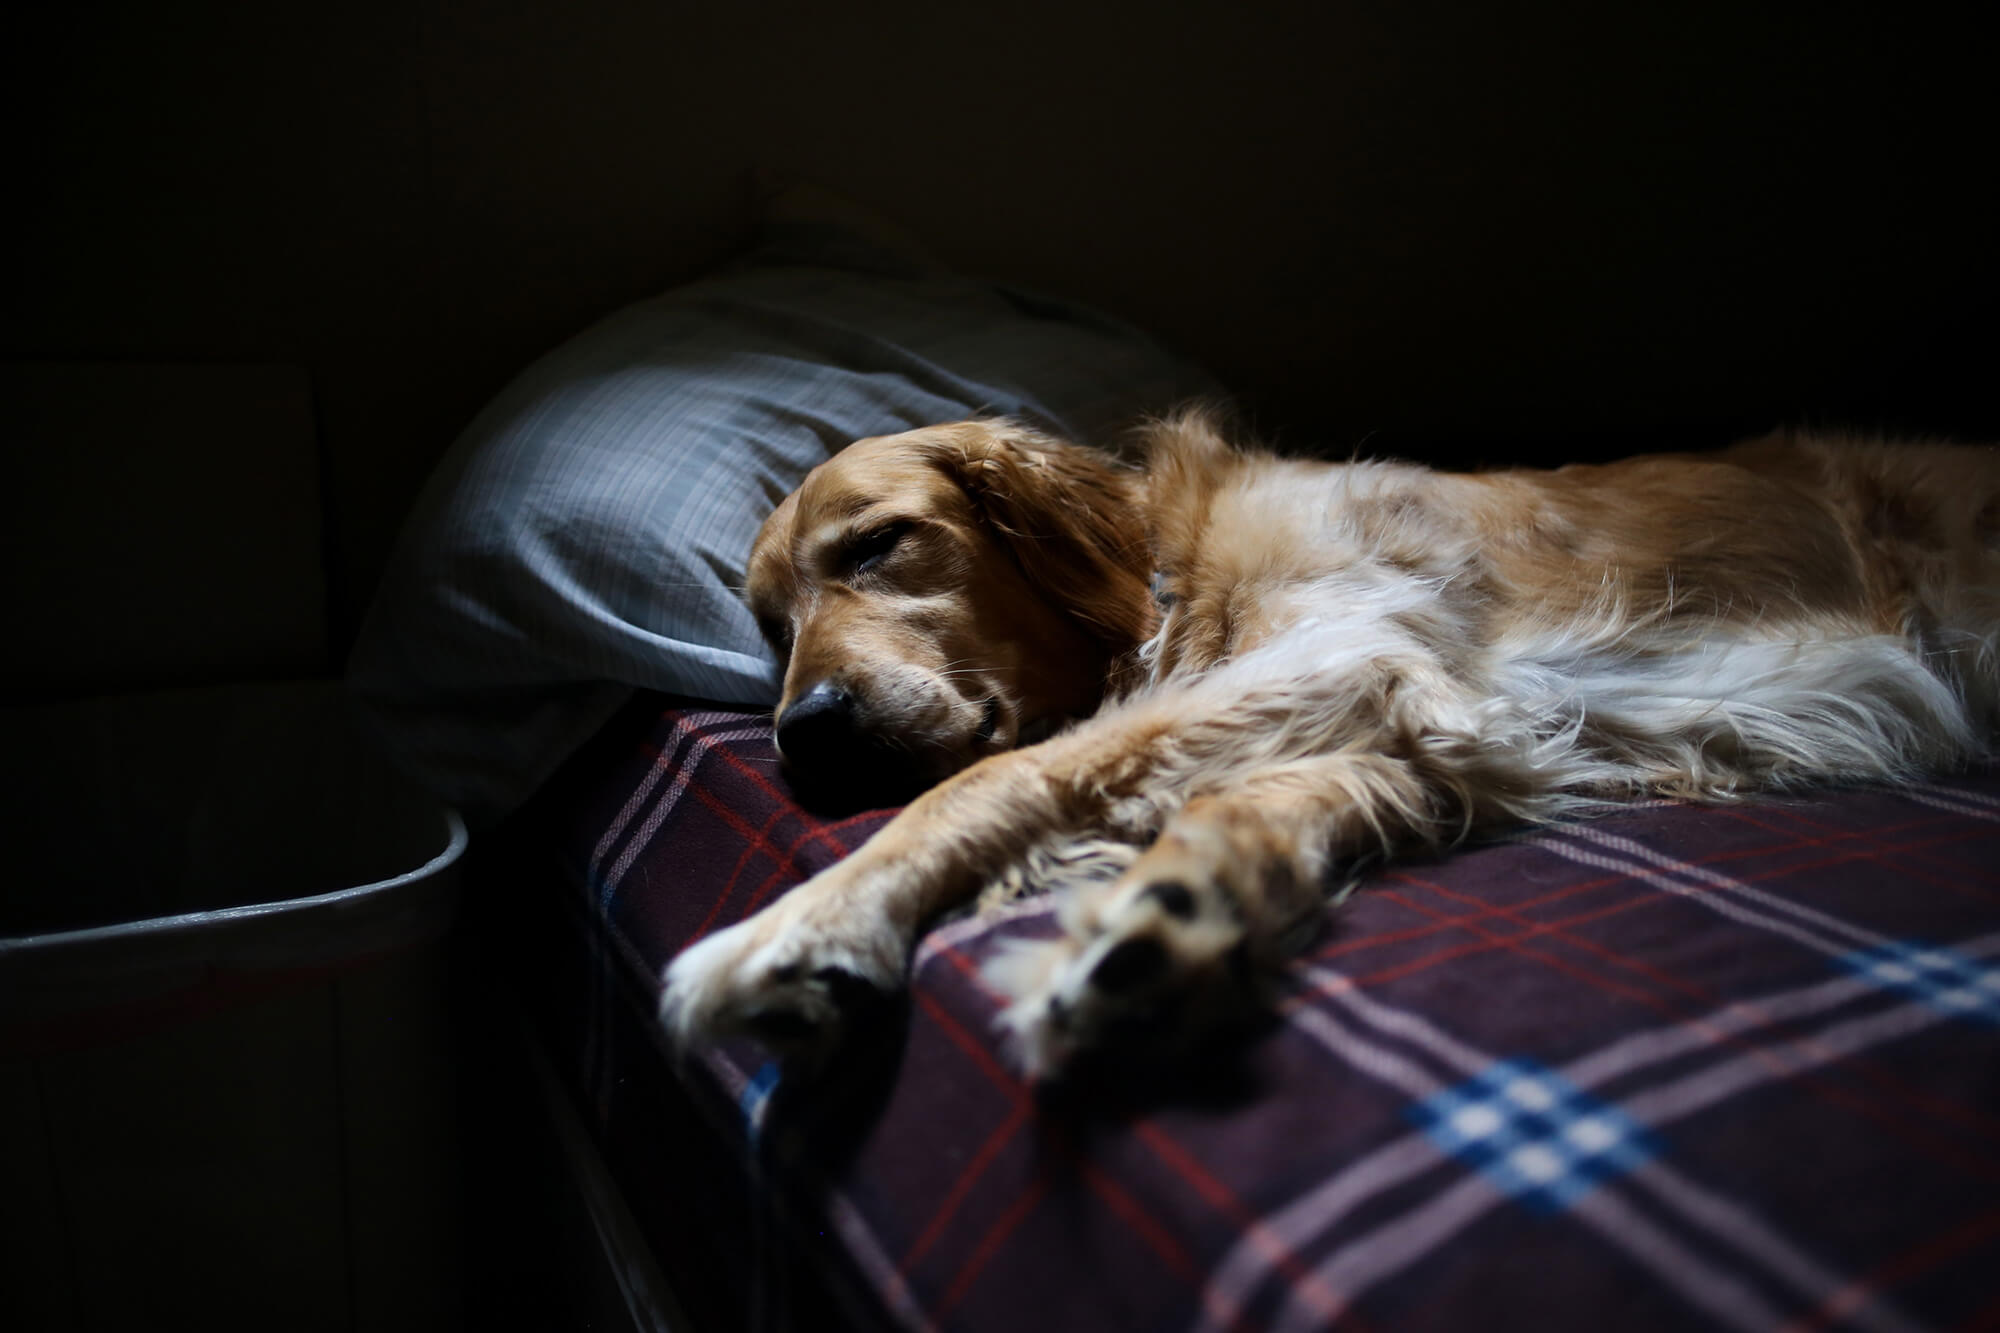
<box><xmin>7</xmin><ymin>1</ymin><xmax>1994</xmax><ymax>649</ymax></box>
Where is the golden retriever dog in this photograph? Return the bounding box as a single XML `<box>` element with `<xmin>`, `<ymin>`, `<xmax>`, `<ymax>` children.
<box><xmin>662</xmin><ymin>411</ymin><xmax>1999</xmax><ymax>1076</ymax></box>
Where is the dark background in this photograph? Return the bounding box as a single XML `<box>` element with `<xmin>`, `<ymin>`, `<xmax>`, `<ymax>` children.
<box><xmin>6</xmin><ymin>0</ymin><xmax>1995</xmax><ymax>666</ymax></box>
<box><xmin>3</xmin><ymin>6</ymin><xmax>1993</xmax><ymax>1324</ymax></box>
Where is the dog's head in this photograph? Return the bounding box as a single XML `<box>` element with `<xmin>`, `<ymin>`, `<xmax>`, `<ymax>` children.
<box><xmin>746</xmin><ymin>420</ymin><xmax>1155</xmax><ymax>808</ymax></box>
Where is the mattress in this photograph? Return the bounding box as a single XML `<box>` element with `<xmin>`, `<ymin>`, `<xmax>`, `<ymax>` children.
<box><xmin>494</xmin><ymin>693</ymin><xmax>2000</xmax><ymax>1333</ymax></box>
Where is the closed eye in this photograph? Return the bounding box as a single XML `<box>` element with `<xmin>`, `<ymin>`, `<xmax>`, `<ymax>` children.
<box><xmin>755</xmin><ymin>614</ymin><xmax>792</xmax><ymax>658</ymax></box>
<box><xmin>848</xmin><ymin>521</ymin><xmax>912</xmax><ymax>576</ymax></box>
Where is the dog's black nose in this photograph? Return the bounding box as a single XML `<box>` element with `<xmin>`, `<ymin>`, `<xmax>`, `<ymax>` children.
<box><xmin>776</xmin><ymin>682</ymin><xmax>858</xmax><ymax>775</ymax></box>
<box><xmin>774</xmin><ymin>682</ymin><xmax>923</xmax><ymax>811</ymax></box>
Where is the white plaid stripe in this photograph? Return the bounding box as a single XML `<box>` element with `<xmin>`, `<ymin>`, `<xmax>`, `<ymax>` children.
<box><xmin>600</xmin><ymin>723</ymin><xmax>772</xmax><ymax>900</ymax></box>
<box><xmin>825</xmin><ymin>1189</ymin><xmax>940</xmax><ymax>1333</ymax></box>
<box><xmin>1619</xmin><ymin>970</ymin><xmax>2000</xmax><ymax>1131</ymax></box>
<box><xmin>913</xmin><ymin>896</ymin><xmax>1063</xmax><ymax>975</ymax></box>
<box><xmin>1899</xmin><ymin>784</ymin><xmax>2000</xmax><ymax>821</ymax></box>
<box><xmin>588</xmin><ymin>710</ymin><xmax>753</xmax><ymax>903</ymax></box>
<box><xmin>1264</xmin><ymin>1172</ymin><xmax>1498</xmax><ymax>1331</ymax></box>
<box><xmin>1562</xmin><ymin>1186</ymin><xmax>1801</xmax><ymax>1333</ymax></box>
<box><xmin>580</xmin><ymin>712</ymin><xmax>766</xmax><ymax>1125</ymax></box>
<box><xmin>1544</xmin><ymin>824</ymin><xmax>1901</xmax><ymax>955</ymax></box>
<box><xmin>1624</xmin><ymin>1158</ymin><xmax>1927</xmax><ymax>1333</ymax></box>
<box><xmin>1561</xmin><ymin>966</ymin><xmax>1905</xmax><ymax>1089</ymax></box>
<box><xmin>1286</xmin><ymin>1003</ymin><xmax>1443</xmax><ymax>1100</ymax></box>
<box><xmin>1913</xmin><ymin>779</ymin><xmax>2000</xmax><ymax>809</ymax></box>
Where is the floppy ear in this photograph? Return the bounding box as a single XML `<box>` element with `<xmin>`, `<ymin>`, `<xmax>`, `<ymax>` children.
<box><xmin>1137</xmin><ymin>405</ymin><xmax>1239</xmax><ymax>567</ymax></box>
<box><xmin>923</xmin><ymin>421</ymin><xmax>1156</xmax><ymax>651</ymax></box>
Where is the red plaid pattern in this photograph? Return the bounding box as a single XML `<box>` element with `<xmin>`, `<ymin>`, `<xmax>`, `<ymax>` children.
<box><xmin>510</xmin><ymin>696</ymin><xmax>2000</xmax><ymax>1333</ymax></box>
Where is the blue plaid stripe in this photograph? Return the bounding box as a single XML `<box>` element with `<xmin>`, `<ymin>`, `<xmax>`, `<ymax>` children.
<box><xmin>1843</xmin><ymin>940</ymin><xmax>2000</xmax><ymax>1024</ymax></box>
<box><xmin>1410</xmin><ymin>1061</ymin><xmax>1654</xmax><ymax>1213</ymax></box>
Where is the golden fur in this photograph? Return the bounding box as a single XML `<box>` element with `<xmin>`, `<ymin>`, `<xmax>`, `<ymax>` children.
<box><xmin>665</xmin><ymin>412</ymin><xmax>2000</xmax><ymax>1075</ymax></box>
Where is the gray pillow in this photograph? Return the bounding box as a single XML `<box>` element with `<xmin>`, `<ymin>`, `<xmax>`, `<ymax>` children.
<box><xmin>348</xmin><ymin>225</ymin><xmax>1217</xmax><ymax>822</ymax></box>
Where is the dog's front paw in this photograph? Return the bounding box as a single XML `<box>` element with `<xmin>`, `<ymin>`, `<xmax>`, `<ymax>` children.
<box><xmin>985</xmin><ymin>833</ymin><xmax>1275</xmax><ymax>1079</ymax></box>
<box><xmin>660</xmin><ymin>871</ymin><xmax>909</xmax><ymax>1069</ymax></box>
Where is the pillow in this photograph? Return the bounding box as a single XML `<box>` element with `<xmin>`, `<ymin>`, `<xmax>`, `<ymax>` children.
<box><xmin>348</xmin><ymin>221</ymin><xmax>1218</xmax><ymax>823</ymax></box>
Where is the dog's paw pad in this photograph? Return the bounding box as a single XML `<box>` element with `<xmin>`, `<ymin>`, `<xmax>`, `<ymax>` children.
<box><xmin>989</xmin><ymin>868</ymin><xmax>1257</xmax><ymax>1078</ymax></box>
<box><xmin>1087</xmin><ymin>935</ymin><xmax>1171</xmax><ymax>993</ymax></box>
<box><xmin>1143</xmin><ymin>879</ymin><xmax>1198</xmax><ymax>920</ymax></box>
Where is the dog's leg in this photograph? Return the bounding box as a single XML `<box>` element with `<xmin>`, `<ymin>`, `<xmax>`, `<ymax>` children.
<box><xmin>663</xmin><ymin>633</ymin><xmax>1512</xmax><ymax>1068</ymax></box>
<box><xmin>659</xmin><ymin>724</ymin><xmax>1150</xmax><ymax>1065</ymax></box>
<box><xmin>988</xmin><ymin>752</ymin><xmax>1455</xmax><ymax>1078</ymax></box>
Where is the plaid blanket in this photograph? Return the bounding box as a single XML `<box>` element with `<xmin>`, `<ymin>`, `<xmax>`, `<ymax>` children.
<box><xmin>505</xmin><ymin>696</ymin><xmax>2000</xmax><ymax>1333</ymax></box>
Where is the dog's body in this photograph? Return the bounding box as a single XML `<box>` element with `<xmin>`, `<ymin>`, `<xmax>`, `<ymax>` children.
<box><xmin>663</xmin><ymin>412</ymin><xmax>2000</xmax><ymax>1075</ymax></box>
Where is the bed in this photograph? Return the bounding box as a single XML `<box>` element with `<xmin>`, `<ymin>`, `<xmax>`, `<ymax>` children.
<box><xmin>350</xmin><ymin>205</ymin><xmax>2000</xmax><ymax>1331</ymax></box>
<box><xmin>485</xmin><ymin>697</ymin><xmax>2000</xmax><ymax>1332</ymax></box>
